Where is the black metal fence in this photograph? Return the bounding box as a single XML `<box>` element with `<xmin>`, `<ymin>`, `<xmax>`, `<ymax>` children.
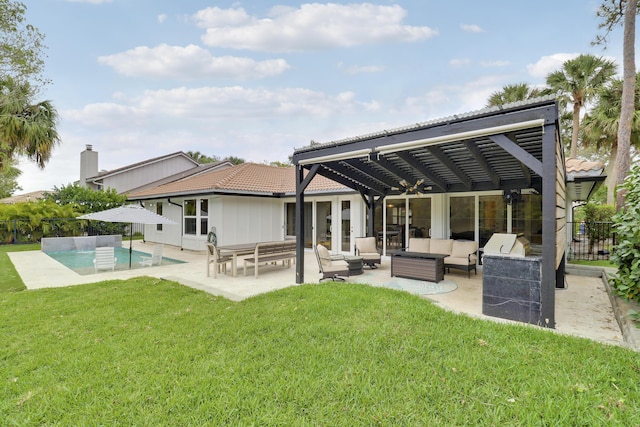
<box><xmin>0</xmin><ymin>218</ymin><xmax>145</xmax><ymax>245</ymax></box>
<box><xmin>567</xmin><ymin>221</ymin><xmax>615</xmax><ymax>261</ymax></box>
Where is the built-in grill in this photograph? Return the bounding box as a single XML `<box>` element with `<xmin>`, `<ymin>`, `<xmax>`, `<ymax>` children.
<box><xmin>482</xmin><ymin>233</ymin><xmax>547</xmax><ymax>327</ymax></box>
<box><xmin>483</xmin><ymin>233</ymin><xmax>531</xmax><ymax>258</ymax></box>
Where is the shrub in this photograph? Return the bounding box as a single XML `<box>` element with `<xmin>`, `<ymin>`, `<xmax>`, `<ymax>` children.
<box><xmin>610</xmin><ymin>164</ymin><xmax>640</xmax><ymax>302</ymax></box>
<box><xmin>581</xmin><ymin>202</ymin><xmax>616</xmax><ymax>254</ymax></box>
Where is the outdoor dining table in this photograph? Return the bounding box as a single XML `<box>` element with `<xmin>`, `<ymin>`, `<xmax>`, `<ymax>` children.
<box><xmin>216</xmin><ymin>242</ymin><xmax>258</xmax><ymax>277</ymax></box>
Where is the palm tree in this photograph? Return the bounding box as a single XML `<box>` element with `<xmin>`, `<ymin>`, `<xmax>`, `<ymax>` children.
<box><xmin>0</xmin><ymin>77</ymin><xmax>59</xmax><ymax>169</ymax></box>
<box><xmin>614</xmin><ymin>0</ymin><xmax>636</xmax><ymax>210</ymax></box>
<box><xmin>545</xmin><ymin>54</ymin><xmax>617</xmax><ymax>158</ymax></box>
<box><xmin>185</xmin><ymin>151</ymin><xmax>219</xmax><ymax>164</ymax></box>
<box><xmin>486</xmin><ymin>83</ymin><xmax>541</xmax><ymax>107</ymax></box>
<box><xmin>581</xmin><ymin>73</ymin><xmax>640</xmax><ymax>204</ymax></box>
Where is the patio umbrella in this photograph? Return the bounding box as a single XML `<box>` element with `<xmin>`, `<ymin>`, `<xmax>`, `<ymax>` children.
<box><xmin>78</xmin><ymin>204</ymin><xmax>176</xmax><ymax>268</ymax></box>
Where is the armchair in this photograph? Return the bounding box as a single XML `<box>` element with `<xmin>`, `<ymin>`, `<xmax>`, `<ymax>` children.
<box><xmin>315</xmin><ymin>244</ymin><xmax>349</xmax><ymax>282</ymax></box>
<box><xmin>444</xmin><ymin>240</ymin><xmax>478</xmax><ymax>278</ymax></box>
<box><xmin>354</xmin><ymin>237</ymin><xmax>381</xmax><ymax>269</ymax></box>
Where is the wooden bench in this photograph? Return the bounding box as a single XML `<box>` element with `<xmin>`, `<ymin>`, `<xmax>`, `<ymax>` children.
<box><xmin>243</xmin><ymin>240</ymin><xmax>296</xmax><ymax>278</ymax></box>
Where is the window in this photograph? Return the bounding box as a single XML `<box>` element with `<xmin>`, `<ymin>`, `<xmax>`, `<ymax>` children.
<box><xmin>450</xmin><ymin>196</ymin><xmax>474</xmax><ymax>241</ymax></box>
<box><xmin>184</xmin><ymin>199</ymin><xmax>209</xmax><ymax>235</ymax></box>
<box><xmin>513</xmin><ymin>193</ymin><xmax>542</xmax><ymax>244</ymax></box>
<box><xmin>200</xmin><ymin>199</ymin><xmax>208</xmax><ymax>236</ymax></box>
<box><xmin>184</xmin><ymin>200</ymin><xmax>196</xmax><ymax>235</ymax></box>
<box><xmin>479</xmin><ymin>195</ymin><xmax>506</xmax><ymax>247</ymax></box>
<box><xmin>156</xmin><ymin>202</ymin><xmax>163</xmax><ymax>231</ymax></box>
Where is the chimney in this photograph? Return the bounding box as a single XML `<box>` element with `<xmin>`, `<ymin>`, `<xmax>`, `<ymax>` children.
<box><xmin>80</xmin><ymin>144</ymin><xmax>98</xmax><ymax>189</ymax></box>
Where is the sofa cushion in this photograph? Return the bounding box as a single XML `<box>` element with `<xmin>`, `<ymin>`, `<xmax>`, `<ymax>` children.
<box><xmin>451</xmin><ymin>240</ymin><xmax>477</xmax><ymax>258</ymax></box>
<box><xmin>408</xmin><ymin>238</ymin><xmax>430</xmax><ymax>253</ymax></box>
<box><xmin>355</xmin><ymin>237</ymin><xmax>377</xmax><ymax>254</ymax></box>
<box><xmin>430</xmin><ymin>238</ymin><xmax>453</xmax><ymax>255</ymax></box>
<box><xmin>316</xmin><ymin>245</ymin><xmax>332</xmax><ymax>266</ymax></box>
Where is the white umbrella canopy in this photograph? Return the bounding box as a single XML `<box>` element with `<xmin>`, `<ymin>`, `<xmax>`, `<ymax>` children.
<box><xmin>78</xmin><ymin>204</ymin><xmax>175</xmax><ymax>225</ymax></box>
<box><xmin>78</xmin><ymin>204</ymin><xmax>176</xmax><ymax>268</ymax></box>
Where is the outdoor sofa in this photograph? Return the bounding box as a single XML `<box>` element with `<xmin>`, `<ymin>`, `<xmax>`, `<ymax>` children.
<box><xmin>407</xmin><ymin>238</ymin><xmax>478</xmax><ymax>278</ymax></box>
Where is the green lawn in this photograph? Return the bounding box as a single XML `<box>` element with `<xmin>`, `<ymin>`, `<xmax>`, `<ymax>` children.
<box><xmin>569</xmin><ymin>259</ymin><xmax>616</xmax><ymax>268</ymax></box>
<box><xmin>1</xmin><ymin>278</ymin><xmax>639</xmax><ymax>425</ymax></box>
<box><xmin>0</xmin><ymin>243</ymin><xmax>39</xmax><ymax>292</ymax></box>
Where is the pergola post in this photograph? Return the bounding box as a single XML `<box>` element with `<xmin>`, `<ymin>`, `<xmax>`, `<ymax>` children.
<box><xmin>540</xmin><ymin>122</ymin><xmax>559</xmax><ymax>328</ymax></box>
<box><xmin>295</xmin><ymin>164</ymin><xmax>319</xmax><ymax>284</ymax></box>
<box><xmin>295</xmin><ymin>166</ymin><xmax>305</xmax><ymax>284</ymax></box>
<box><xmin>367</xmin><ymin>194</ymin><xmax>375</xmax><ymax>237</ymax></box>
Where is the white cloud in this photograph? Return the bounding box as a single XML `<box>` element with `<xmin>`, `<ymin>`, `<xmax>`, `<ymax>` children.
<box><xmin>449</xmin><ymin>58</ymin><xmax>470</xmax><ymax>67</ymax></box>
<box><xmin>16</xmin><ymin>85</ymin><xmax>381</xmax><ymax>192</ymax></box>
<box><xmin>158</xmin><ymin>14</ymin><xmax>167</xmax><ymax>24</ymax></box>
<box><xmin>396</xmin><ymin>74</ymin><xmax>512</xmax><ymax>120</ymax></box>
<box><xmin>338</xmin><ymin>62</ymin><xmax>385</xmax><ymax>74</ymax></box>
<box><xmin>526</xmin><ymin>53</ymin><xmax>579</xmax><ymax>79</ymax></box>
<box><xmin>98</xmin><ymin>44</ymin><xmax>290</xmax><ymax>79</ymax></box>
<box><xmin>61</xmin><ymin>86</ymin><xmax>378</xmax><ymax>128</ymax></box>
<box><xmin>460</xmin><ymin>23</ymin><xmax>484</xmax><ymax>33</ymax></box>
<box><xmin>192</xmin><ymin>6</ymin><xmax>252</xmax><ymax>27</ymax></box>
<box><xmin>480</xmin><ymin>60</ymin><xmax>511</xmax><ymax>67</ymax></box>
<box><xmin>194</xmin><ymin>3</ymin><xmax>438</xmax><ymax>52</ymax></box>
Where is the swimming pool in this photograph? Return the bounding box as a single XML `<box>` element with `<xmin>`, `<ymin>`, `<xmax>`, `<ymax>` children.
<box><xmin>46</xmin><ymin>247</ymin><xmax>185</xmax><ymax>275</ymax></box>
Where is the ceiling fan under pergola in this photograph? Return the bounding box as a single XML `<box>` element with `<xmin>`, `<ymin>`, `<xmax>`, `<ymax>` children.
<box><xmin>392</xmin><ymin>179</ymin><xmax>432</xmax><ymax>195</ymax></box>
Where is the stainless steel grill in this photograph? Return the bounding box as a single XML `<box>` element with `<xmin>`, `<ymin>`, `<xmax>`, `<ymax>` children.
<box><xmin>483</xmin><ymin>233</ymin><xmax>531</xmax><ymax>258</ymax></box>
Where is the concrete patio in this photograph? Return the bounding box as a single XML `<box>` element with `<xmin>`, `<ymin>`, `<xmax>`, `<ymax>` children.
<box><xmin>9</xmin><ymin>241</ymin><xmax>627</xmax><ymax>349</ymax></box>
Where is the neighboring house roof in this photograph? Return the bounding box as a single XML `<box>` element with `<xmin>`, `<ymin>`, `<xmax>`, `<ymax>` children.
<box><xmin>124</xmin><ymin>161</ymin><xmax>233</xmax><ymax>194</ymax></box>
<box><xmin>565</xmin><ymin>157</ymin><xmax>606</xmax><ymax>202</ymax></box>
<box><xmin>565</xmin><ymin>157</ymin><xmax>605</xmax><ymax>177</ymax></box>
<box><xmin>127</xmin><ymin>162</ymin><xmax>349</xmax><ymax>200</ymax></box>
<box><xmin>86</xmin><ymin>151</ymin><xmax>199</xmax><ymax>182</ymax></box>
<box><xmin>0</xmin><ymin>190</ymin><xmax>47</xmax><ymax>204</ymax></box>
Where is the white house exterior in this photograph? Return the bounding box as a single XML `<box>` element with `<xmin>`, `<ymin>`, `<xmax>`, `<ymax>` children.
<box><xmin>127</xmin><ymin>162</ymin><xmax>558</xmax><ymax>258</ymax></box>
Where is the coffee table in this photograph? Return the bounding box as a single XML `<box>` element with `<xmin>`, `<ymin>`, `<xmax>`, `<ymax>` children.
<box><xmin>343</xmin><ymin>255</ymin><xmax>364</xmax><ymax>275</ymax></box>
<box><xmin>388</xmin><ymin>250</ymin><xmax>446</xmax><ymax>283</ymax></box>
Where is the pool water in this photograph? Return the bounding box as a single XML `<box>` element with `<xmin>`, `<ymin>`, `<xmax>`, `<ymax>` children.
<box><xmin>46</xmin><ymin>247</ymin><xmax>184</xmax><ymax>275</ymax></box>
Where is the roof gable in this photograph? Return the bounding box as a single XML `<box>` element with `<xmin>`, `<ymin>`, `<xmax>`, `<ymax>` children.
<box><xmin>87</xmin><ymin>152</ymin><xmax>199</xmax><ymax>181</ymax></box>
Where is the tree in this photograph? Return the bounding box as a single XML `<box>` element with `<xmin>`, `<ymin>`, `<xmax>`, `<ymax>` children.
<box><xmin>186</xmin><ymin>151</ymin><xmax>219</xmax><ymax>164</ymax></box>
<box><xmin>545</xmin><ymin>54</ymin><xmax>617</xmax><ymax>158</ymax></box>
<box><xmin>0</xmin><ymin>157</ymin><xmax>20</xmax><ymax>197</ymax></box>
<box><xmin>486</xmin><ymin>83</ymin><xmax>541</xmax><ymax>107</ymax></box>
<box><xmin>594</xmin><ymin>0</ymin><xmax>640</xmax><ymax>209</ymax></box>
<box><xmin>44</xmin><ymin>183</ymin><xmax>127</xmax><ymax>213</ymax></box>
<box><xmin>614</xmin><ymin>0</ymin><xmax>637</xmax><ymax>210</ymax></box>
<box><xmin>269</xmin><ymin>160</ymin><xmax>292</xmax><ymax>168</ymax></box>
<box><xmin>0</xmin><ymin>0</ymin><xmax>47</xmax><ymax>89</ymax></box>
<box><xmin>580</xmin><ymin>73</ymin><xmax>640</xmax><ymax>204</ymax></box>
<box><xmin>0</xmin><ymin>2</ymin><xmax>59</xmax><ymax>170</ymax></box>
<box><xmin>0</xmin><ymin>77</ymin><xmax>60</xmax><ymax>169</ymax></box>
<box><xmin>223</xmin><ymin>156</ymin><xmax>245</xmax><ymax>165</ymax></box>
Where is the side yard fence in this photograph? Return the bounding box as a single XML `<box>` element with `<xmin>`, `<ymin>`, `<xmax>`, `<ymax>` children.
<box><xmin>0</xmin><ymin>218</ymin><xmax>144</xmax><ymax>245</ymax></box>
<box><xmin>567</xmin><ymin>221</ymin><xmax>615</xmax><ymax>261</ymax></box>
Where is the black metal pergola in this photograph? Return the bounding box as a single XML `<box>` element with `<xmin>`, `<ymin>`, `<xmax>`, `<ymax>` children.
<box><xmin>291</xmin><ymin>96</ymin><xmax>566</xmax><ymax>328</ymax></box>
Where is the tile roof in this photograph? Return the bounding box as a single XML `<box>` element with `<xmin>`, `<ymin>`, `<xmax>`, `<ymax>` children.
<box><xmin>127</xmin><ymin>162</ymin><xmax>349</xmax><ymax>199</ymax></box>
<box><xmin>0</xmin><ymin>190</ymin><xmax>47</xmax><ymax>204</ymax></box>
<box><xmin>565</xmin><ymin>157</ymin><xmax>605</xmax><ymax>175</ymax></box>
<box><xmin>124</xmin><ymin>161</ymin><xmax>232</xmax><ymax>194</ymax></box>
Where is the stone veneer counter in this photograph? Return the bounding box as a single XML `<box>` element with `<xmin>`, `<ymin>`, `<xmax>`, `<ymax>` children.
<box><xmin>482</xmin><ymin>254</ymin><xmax>544</xmax><ymax>326</ymax></box>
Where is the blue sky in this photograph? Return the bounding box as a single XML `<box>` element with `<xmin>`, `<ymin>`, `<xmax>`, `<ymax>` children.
<box><xmin>18</xmin><ymin>0</ymin><xmax>625</xmax><ymax>193</ymax></box>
